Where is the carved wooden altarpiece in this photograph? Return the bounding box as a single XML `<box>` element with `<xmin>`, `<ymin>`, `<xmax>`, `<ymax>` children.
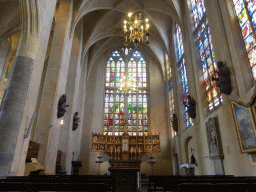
<box><xmin>91</xmin><ymin>126</ymin><xmax>160</xmax><ymax>192</ymax></box>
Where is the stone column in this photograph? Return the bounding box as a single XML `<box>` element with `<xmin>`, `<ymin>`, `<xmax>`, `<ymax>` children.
<box><xmin>58</xmin><ymin>21</ymin><xmax>83</xmax><ymax>175</ymax></box>
<box><xmin>0</xmin><ymin>33</ymin><xmax>39</xmax><ymax>176</ymax></box>
<box><xmin>34</xmin><ymin>0</ymin><xmax>74</xmax><ymax>173</ymax></box>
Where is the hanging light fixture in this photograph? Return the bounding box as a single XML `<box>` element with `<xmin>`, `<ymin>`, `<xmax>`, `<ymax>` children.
<box><xmin>123</xmin><ymin>12</ymin><xmax>149</xmax><ymax>48</ymax></box>
<box><xmin>119</xmin><ymin>75</ymin><xmax>137</xmax><ymax>95</ymax></box>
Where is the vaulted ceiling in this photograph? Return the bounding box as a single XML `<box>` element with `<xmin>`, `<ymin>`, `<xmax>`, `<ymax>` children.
<box><xmin>72</xmin><ymin>0</ymin><xmax>182</xmax><ymax>80</ymax></box>
<box><xmin>0</xmin><ymin>0</ymin><xmax>183</xmax><ymax>80</ymax></box>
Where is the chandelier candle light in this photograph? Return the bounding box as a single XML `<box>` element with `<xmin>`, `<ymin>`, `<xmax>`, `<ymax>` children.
<box><xmin>123</xmin><ymin>12</ymin><xmax>149</xmax><ymax>48</ymax></box>
<box><xmin>119</xmin><ymin>75</ymin><xmax>137</xmax><ymax>95</ymax></box>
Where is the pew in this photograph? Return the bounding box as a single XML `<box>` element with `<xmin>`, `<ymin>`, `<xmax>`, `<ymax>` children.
<box><xmin>0</xmin><ymin>175</ymin><xmax>113</xmax><ymax>192</ymax></box>
<box><xmin>148</xmin><ymin>175</ymin><xmax>256</xmax><ymax>192</ymax></box>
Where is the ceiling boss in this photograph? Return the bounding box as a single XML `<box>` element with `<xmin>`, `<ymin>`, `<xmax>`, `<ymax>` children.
<box><xmin>123</xmin><ymin>12</ymin><xmax>150</xmax><ymax>48</ymax></box>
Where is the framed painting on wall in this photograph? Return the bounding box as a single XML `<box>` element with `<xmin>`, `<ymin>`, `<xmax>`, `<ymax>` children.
<box><xmin>231</xmin><ymin>101</ymin><xmax>256</xmax><ymax>153</ymax></box>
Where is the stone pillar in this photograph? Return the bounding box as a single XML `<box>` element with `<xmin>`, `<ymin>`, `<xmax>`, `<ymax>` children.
<box><xmin>34</xmin><ymin>0</ymin><xmax>74</xmax><ymax>173</ymax></box>
<box><xmin>58</xmin><ymin>21</ymin><xmax>83</xmax><ymax>175</ymax></box>
<box><xmin>0</xmin><ymin>33</ymin><xmax>39</xmax><ymax>176</ymax></box>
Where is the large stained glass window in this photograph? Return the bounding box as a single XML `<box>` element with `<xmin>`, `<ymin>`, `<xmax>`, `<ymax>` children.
<box><xmin>190</xmin><ymin>0</ymin><xmax>222</xmax><ymax>111</ymax></box>
<box><xmin>233</xmin><ymin>0</ymin><xmax>256</xmax><ymax>79</ymax></box>
<box><xmin>175</xmin><ymin>24</ymin><xmax>193</xmax><ymax>127</ymax></box>
<box><xmin>104</xmin><ymin>50</ymin><xmax>148</xmax><ymax>136</ymax></box>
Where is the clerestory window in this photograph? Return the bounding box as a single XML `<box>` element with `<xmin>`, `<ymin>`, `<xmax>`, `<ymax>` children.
<box><xmin>174</xmin><ymin>23</ymin><xmax>193</xmax><ymax>127</ymax></box>
<box><xmin>190</xmin><ymin>0</ymin><xmax>222</xmax><ymax>111</ymax></box>
<box><xmin>233</xmin><ymin>0</ymin><xmax>256</xmax><ymax>80</ymax></box>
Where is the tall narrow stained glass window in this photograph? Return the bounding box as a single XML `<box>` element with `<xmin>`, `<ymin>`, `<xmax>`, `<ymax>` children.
<box><xmin>233</xmin><ymin>0</ymin><xmax>256</xmax><ymax>79</ymax></box>
<box><xmin>168</xmin><ymin>86</ymin><xmax>176</xmax><ymax>137</ymax></box>
<box><xmin>175</xmin><ymin>23</ymin><xmax>193</xmax><ymax>127</ymax></box>
<box><xmin>104</xmin><ymin>50</ymin><xmax>148</xmax><ymax>136</ymax></box>
<box><xmin>190</xmin><ymin>0</ymin><xmax>222</xmax><ymax>111</ymax></box>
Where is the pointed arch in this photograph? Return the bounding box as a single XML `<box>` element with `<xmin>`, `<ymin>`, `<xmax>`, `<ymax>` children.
<box><xmin>103</xmin><ymin>49</ymin><xmax>149</xmax><ymax>136</ymax></box>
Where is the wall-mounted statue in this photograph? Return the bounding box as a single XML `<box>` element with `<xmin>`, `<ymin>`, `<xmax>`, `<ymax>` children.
<box><xmin>211</xmin><ymin>61</ymin><xmax>232</xmax><ymax>95</ymax></box>
<box><xmin>57</xmin><ymin>94</ymin><xmax>69</xmax><ymax>118</ymax></box>
<box><xmin>72</xmin><ymin>112</ymin><xmax>80</xmax><ymax>131</ymax></box>
<box><xmin>183</xmin><ymin>95</ymin><xmax>196</xmax><ymax>119</ymax></box>
<box><xmin>172</xmin><ymin>114</ymin><xmax>178</xmax><ymax>132</ymax></box>
<box><xmin>190</xmin><ymin>153</ymin><xmax>198</xmax><ymax>166</ymax></box>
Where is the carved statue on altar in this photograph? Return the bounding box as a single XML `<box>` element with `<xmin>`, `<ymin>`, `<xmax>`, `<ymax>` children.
<box><xmin>124</xmin><ymin>118</ymin><xmax>128</xmax><ymax>135</ymax></box>
<box><xmin>122</xmin><ymin>119</ymin><xmax>129</xmax><ymax>154</ymax></box>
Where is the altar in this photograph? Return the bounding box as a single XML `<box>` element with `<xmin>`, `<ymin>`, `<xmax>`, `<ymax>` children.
<box><xmin>91</xmin><ymin>124</ymin><xmax>160</xmax><ymax>192</ymax></box>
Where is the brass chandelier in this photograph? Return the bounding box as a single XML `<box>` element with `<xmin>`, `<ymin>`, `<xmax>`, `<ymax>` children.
<box><xmin>119</xmin><ymin>75</ymin><xmax>137</xmax><ymax>95</ymax></box>
<box><xmin>123</xmin><ymin>12</ymin><xmax>149</xmax><ymax>48</ymax></box>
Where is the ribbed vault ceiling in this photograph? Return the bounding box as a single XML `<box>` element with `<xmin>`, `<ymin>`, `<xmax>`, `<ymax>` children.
<box><xmin>0</xmin><ymin>0</ymin><xmax>182</xmax><ymax>80</ymax></box>
<box><xmin>73</xmin><ymin>0</ymin><xmax>181</xmax><ymax>80</ymax></box>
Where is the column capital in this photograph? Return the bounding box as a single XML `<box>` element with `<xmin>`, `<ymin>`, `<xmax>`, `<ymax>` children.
<box><xmin>16</xmin><ymin>32</ymin><xmax>39</xmax><ymax>60</ymax></box>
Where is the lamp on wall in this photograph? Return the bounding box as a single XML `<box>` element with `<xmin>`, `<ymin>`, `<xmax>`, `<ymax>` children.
<box><xmin>123</xmin><ymin>12</ymin><xmax>149</xmax><ymax>48</ymax></box>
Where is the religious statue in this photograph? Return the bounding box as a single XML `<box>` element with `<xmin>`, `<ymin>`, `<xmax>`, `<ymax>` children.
<box><xmin>72</xmin><ymin>112</ymin><xmax>80</xmax><ymax>131</ymax></box>
<box><xmin>190</xmin><ymin>149</ymin><xmax>198</xmax><ymax>166</ymax></box>
<box><xmin>211</xmin><ymin>61</ymin><xmax>232</xmax><ymax>95</ymax></box>
<box><xmin>153</xmin><ymin>136</ymin><xmax>160</xmax><ymax>143</ymax></box>
<box><xmin>57</xmin><ymin>94</ymin><xmax>69</xmax><ymax>118</ymax></box>
<box><xmin>91</xmin><ymin>143</ymin><xmax>98</xmax><ymax>150</ymax></box>
<box><xmin>123</xmin><ymin>118</ymin><xmax>128</xmax><ymax>135</ymax></box>
<box><xmin>122</xmin><ymin>118</ymin><xmax>129</xmax><ymax>154</ymax></box>
<box><xmin>183</xmin><ymin>95</ymin><xmax>196</xmax><ymax>119</ymax></box>
<box><xmin>92</xmin><ymin>135</ymin><xmax>98</xmax><ymax>142</ymax></box>
<box><xmin>116</xmin><ymin>137</ymin><xmax>121</xmax><ymax>144</ymax></box>
<box><xmin>172</xmin><ymin>114</ymin><xmax>178</xmax><ymax>132</ymax></box>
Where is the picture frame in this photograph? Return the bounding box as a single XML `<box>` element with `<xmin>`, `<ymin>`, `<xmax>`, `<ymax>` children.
<box><xmin>231</xmin><ymin>101</ymin><xmax>256</xmax><ymax>153</ymax></box>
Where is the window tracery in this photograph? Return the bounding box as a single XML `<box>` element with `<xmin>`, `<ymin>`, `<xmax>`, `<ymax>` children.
<box><xmin>233</xmin><ymin>0</ymin><xmax>256</xmax><ymax>79</ymax></box>
<box><xmin>175</xmin><ymin>23</ymin><xmax>193</xmax><ymax>127</ymax></box>
<box><xmin>190</xmin><ymin>0</ymin><xmax>222</xmax><ymax>111</ymax></box>
<box><xmin>104</xmin><ymin>50</ymin><xmax>148</xmax><ymax>136</ymax></box>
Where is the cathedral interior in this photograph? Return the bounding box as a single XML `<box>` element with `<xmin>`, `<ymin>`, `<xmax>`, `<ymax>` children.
<box><xmin>1</xmin><ymin>0</ymin><xmax>256</xmax><ymax>191</ymax></box>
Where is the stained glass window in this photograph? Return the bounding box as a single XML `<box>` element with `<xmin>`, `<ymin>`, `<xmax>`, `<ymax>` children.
<box><xmin>168</xmin><ymin>87</ymin><xmax>176</xmax><ymax>137</ymax></box>
<box><xmin>190</xmin><ymin>0</ymin><xmax>222</xmax><ymax>111</ymax></box>
<box><xmin>191</xmin><ymin>0</ymin><xmax>206</xmax><ymax>28</ymax></box>
<box><xmin>175</xmin><ymin>24</ymin><xmax>193</xmax><ymax>127</ymax></box>
<box><xmin>166</xmin><ymin>54</ymin><xmax>172</xmax><ymax>80</ymax></box>
<box><xmin>233</xmin><ymin>0</ymin><xmax>256</xmax><ymax>80</ymax></box>
<box><xmin>104</xmin><ymin>50</ymin><xmax>148</xmax><ymax>136</ymax></box>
